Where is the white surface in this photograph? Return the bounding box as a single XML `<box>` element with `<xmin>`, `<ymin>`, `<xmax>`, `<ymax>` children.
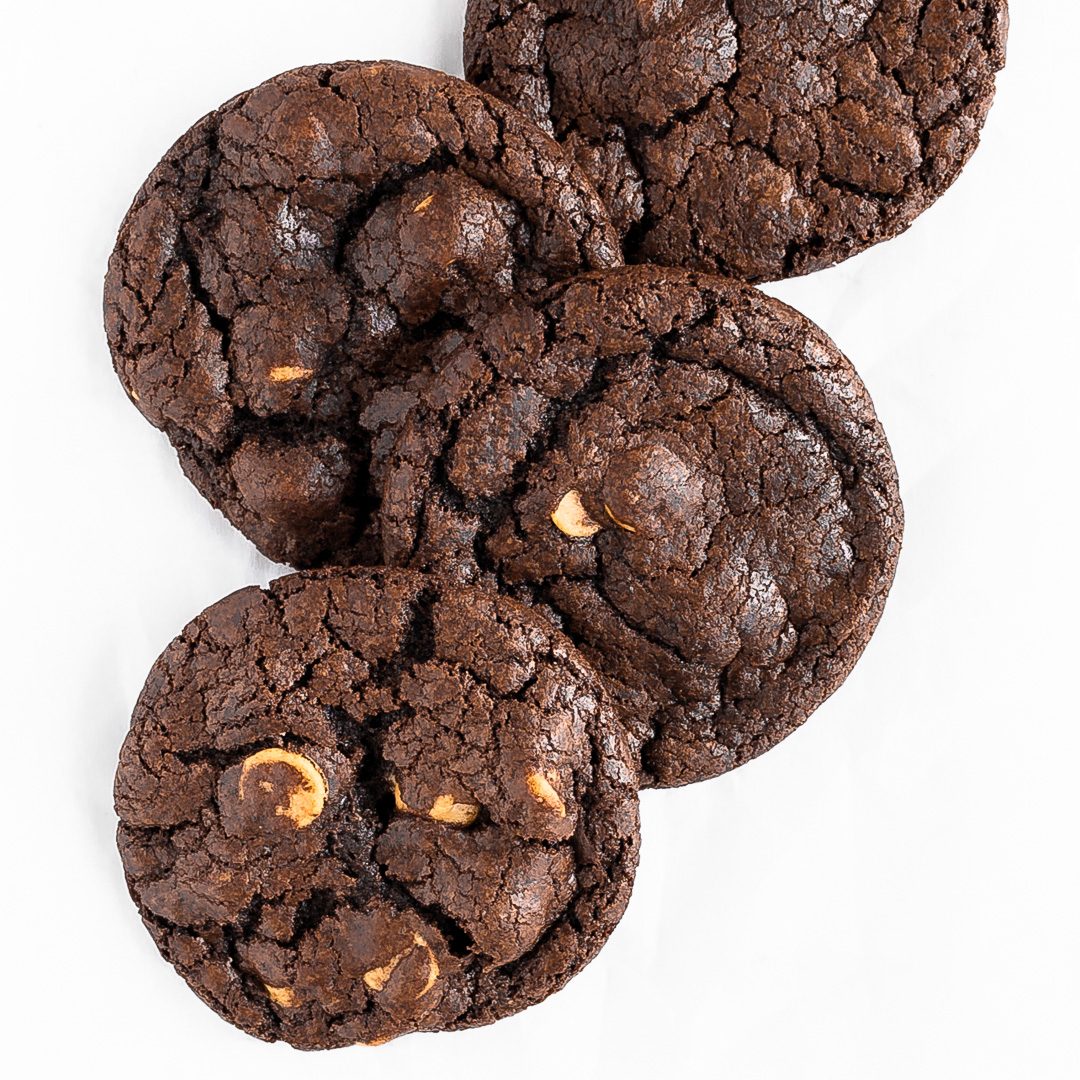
<box><xmin>2</xmin><ymin>3</ymin><xmax>1077</xmax><ymax>1076</ymax></box>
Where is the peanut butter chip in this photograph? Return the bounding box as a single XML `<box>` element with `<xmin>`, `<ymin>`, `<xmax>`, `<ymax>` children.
<box><xmin>416</xmin><ymin>937</ymin><xmax>440</xmax><ymax>998</ymax></box>
<box><xmin>268</xmin><ymin>365</ymin><xmax>315</xmax><ymax>382</ymax></box>
<box><xmin>265</xmin><ymin>985</ymin><xmax>297</xmax><ymax>1008</ymax></box>
<box><xmin>239</xmin><ymin>748</ymin><xmax>327</xmax><ymax>828</ymax></box>
<box><xmin>363</xmin><ymin>934</ymin><xmax>439</xmax><ymax>998</ymax></box>
<box><xmin>428</xmin><ymin>794</ymin><xmax>481</xmax><ymax>826</ymax></box>
<box><xmin>526</xmin><ymin>771</ymin><xmax>567</xmax><ymax>817</ymax></box>
<box><xmin>604</xmin><ymin>504</ymin><xmax>638</xmax><ymax>533</ymax></box>
<box><xmin>392</xmin><ymin>778</ymin><xmax>480</xmax><ymax>826</ymax></box>
<box><xmin>362</xmin><ymin>959</ymin><xmax>397</xmax><ymax>993</ymax></box>
<box><xmin>552</xmin><ymin>490</ymin><xmax>602</xmax><ymax>537</ymax></box>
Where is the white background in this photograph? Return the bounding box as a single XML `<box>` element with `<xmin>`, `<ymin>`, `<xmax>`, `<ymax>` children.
<box><xmin>2</xmin><ymin>2</ymin><xmax>1076</xmax><ymax>1076</ymax></box>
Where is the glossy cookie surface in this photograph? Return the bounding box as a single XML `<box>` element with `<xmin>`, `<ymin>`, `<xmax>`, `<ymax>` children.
<box><xmin>115</xmin><ymin>568</ymin><xmax>639</xmax><ymax>1048</ymax></box>
<box><xmin>105</xmin><ymin>60</ymin><xmax>621</xmax><ymax>567</ymax></box>
<box><xmin>380</xmin><ymin>267</ymin><xmax>903</xmax><ymax>786</ymax></box>
<box><xmin>465</xmin><ymin>0</ymin><xmax>1008</xmax><ymax>281</ymax></box>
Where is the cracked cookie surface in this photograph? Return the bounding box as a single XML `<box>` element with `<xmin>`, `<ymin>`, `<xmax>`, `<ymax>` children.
<box><xmin>379</xmin><ymin>267</ymin><xmax>903</xmax><ymax>787</ymax></box>
<box><xmin>115</xmin><ymin>568</ymin><xmax>639</xmax><ymax>1049</ymax></box>
<box><xmin>464</xmin><ymin>0</ymin><xmax>1008</xmax><ymax>282</ymax></box>
<box><xmin>104</xmin><ymin>60</ymin><xmax>622</xmax><ymax>568</ymax></box>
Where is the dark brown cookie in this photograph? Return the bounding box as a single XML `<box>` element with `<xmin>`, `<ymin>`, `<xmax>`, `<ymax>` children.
<box><xmin>115</xmin><ymin>568</ymin><xmax>639</xmax><ymax>1049</ymax></box>
<box><xmin>379</xmin><ymin>267</ymin><xmax>903</xmax><ymax>787</ymax></box>
<box><xmin>104</xmin><ymin>61</ymin><xmax>622</xmax><ymax>568</ymax></box>
<box><xmin>465</xmin><ymin>0</ymin><xmax>1008</xmax><ymax>282</ymax></box>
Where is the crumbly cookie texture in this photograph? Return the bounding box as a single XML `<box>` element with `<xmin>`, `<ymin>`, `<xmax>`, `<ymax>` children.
<box><xmin>465</xmin><ymin>0</ymin><xmax>1009</xmax><ymax>282</ymax></box>
<box><xmin>115</xmin><ymin>568</ymin><xmax>639</xmax><ymax>1049</ymax></box>
<box><xmin>379</xmin><ymin>267</ymin><xmax>903</xmax><ymax>787</ymax></box>
<box><xmin>104</xmin><ymin>60</ymin><xmax>622</xmax><ymax>568</ymax></box>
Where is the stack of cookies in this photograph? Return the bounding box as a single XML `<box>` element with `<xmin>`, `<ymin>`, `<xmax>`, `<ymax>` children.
<box><xmin>107</xmin><ymin>2</ymin><xmax>1007</xmax><ymax>1050</ymax></box>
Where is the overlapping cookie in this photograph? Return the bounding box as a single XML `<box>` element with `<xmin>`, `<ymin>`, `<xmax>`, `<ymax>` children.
<box><xmin>105</xmin><ymin>60</ymin><xmax>622</xmax><ymax>567</ymax></box>
<box><xmin>379</xmin><ymin>267</ymin><xmax>903</xmax><ymax>786</ymax></box>
<box><xmin>106</xmin><ymin>11</ymin><xmax>925</xmax><ymax>1050</ymax></box>
<box><xmin>465</xmin><ymin>0</ymin><xmax>1009</xmax><ymax>281</ymax></box>
<box><xmin>115</xmin><ymin>568</ymin><xmax>639</xmax><ymax>1048</ymax></box>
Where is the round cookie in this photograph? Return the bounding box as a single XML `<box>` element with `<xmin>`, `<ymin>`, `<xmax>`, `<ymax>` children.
<box><xmin>464</xmin><ymin>0</ymin><xmax>1009</xmax><ymax>282</ymax></box>
<box><xmin>104</xmin><ymin>61</ymin><xmax>622</xmax><ymax>568</ymax></box>
<box><xmin>115</xmin><ymin>568</ymin><xmax>639</xmax><ymax>1049</ymax></box>
<box><xmin>379</xmin><ymin>267</ymin><xmax>903</xmax><ymax>787</ymax></box>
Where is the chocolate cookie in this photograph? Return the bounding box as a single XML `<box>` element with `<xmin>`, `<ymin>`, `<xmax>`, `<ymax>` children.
<box><xmin>379</xmin><ymin>267</ymin><xmax>903</xmax><ymax>787</ymax></box>
<box><xmin>115</xmin><ymin>568</ymin><xmax>639</xmax><ymax>1048</ymax></box>
<box><xmin>464</xmin><ymin>0</ymin><xmax>1008</xmax><ymax>282</ymax></box>
<box><xmin>104</xmin><ymin>61</ymin><xmax>622</xmax><ymax>567</ymax></box>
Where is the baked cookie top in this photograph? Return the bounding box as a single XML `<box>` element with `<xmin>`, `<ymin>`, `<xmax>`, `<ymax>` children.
<box><xmin>465</xmin><ymin>0</ymin><xmax>1008</xmax><ymax>282</ymax></box>
<box><xmin>115</xmin><ymin>568</ymin><xmax>639</xmax><ymax>1049</ymax></box>
<box><xmin>105</xmin><ymin>60</ymin><xmax>621</xmax><ymax>568</ymax></box>
<box><xmin>379</xmin><ymin>267</ymin><xmax>903</xmax><ymax>786</ymax></box>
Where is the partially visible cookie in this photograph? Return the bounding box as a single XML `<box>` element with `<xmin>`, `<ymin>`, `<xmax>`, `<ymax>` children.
<box><xmin>465</xmin><ymin>0</ymin><xmax>1009</xmax><ymax>282</ymax></box>
<box><xmin>379</xmin><ymin>267</ymin><xmax>903</xmax><ymax>787</ymax></box>
<box><xmin>115</xmin><ymin>568</ymin><xmax>639</xmax><ymax>1049</ymax></box>
<box><xmin>105</xmin><ymin>60</ymin><xmax>622</xmax><ymax>568</ymax></box>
